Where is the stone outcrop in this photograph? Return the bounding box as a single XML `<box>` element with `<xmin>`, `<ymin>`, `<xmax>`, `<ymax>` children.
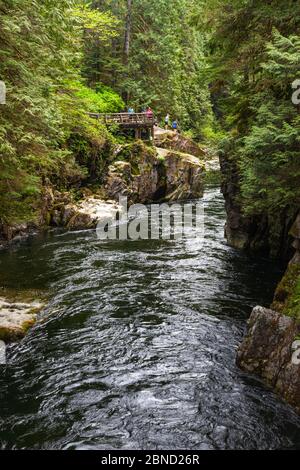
<box><xmin>54</xmin><ymin>197</ymin><xmax>121</xmax><ymax>231</ymax></box>
<box><xmin>0</xmin><ymin>141</ymin><xmax>205</xmax><ymax>243</ymax></box>
<box><xmin>238</xmin><ymin>215</ymin><xmax>300</xmax><ymax>414</ymax></box>
<box><xmin>0</xmin><ymin>298</ymin><xmax>44</xmax><ymax>343</ymax></box>
<box><xmin>154</xmin><ymin>129</ymin><xmax>207</xmax><ymax>159</ymax></box>
<box><xmin>104</xmin><ymin>142</ymin><xmax>205</xmax><ymax>204</ymax></box>
<box><xmin>105</xmin><ymin>144</ymin><xmax>162</xmax><ymax>204</ymax></box>
<box><xmin>162</xmin><ymin>149</ymin><xmax>205</xmax><ymax>201</ymax></box>
<box><xmin>220</xmin><ymin>154</ymin><xmax>297</xmax><ymax>259</ymax></box>
<box><xmin>237</xmin><ymin>306</ymin><xmax>300</xmax><ymax>413</ymax></box>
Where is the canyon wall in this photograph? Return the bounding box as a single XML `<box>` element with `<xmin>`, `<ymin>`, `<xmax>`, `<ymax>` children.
<box><xmin>221</xmin><ymin>154</ymin><xmax>300</xmax><ymax>413</ymax></box>
<box><xmin>0</xmin><ymin>140</ymin><xmax>206</xmax><ymax>246</ymax></box>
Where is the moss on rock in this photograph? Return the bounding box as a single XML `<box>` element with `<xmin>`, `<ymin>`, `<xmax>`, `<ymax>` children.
<box><xmin>0</xmin><ymin>297</ymin><xmax>45</xmax><ymax>343</ymax></box>
<box><xmin>272</xmin><ymin>264</ymin><xmax>300</xmax><ymax>322</ymax></box>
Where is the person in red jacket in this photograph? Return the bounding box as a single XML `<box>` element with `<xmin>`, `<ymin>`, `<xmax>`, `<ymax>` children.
<box><xmin>146</xmin><ymin>107</ymin><xmax>154</xmax><ymax>118</ymax></box>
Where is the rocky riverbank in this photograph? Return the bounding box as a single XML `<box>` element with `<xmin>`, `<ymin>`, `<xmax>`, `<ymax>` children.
<box><xmin>0</xmin><ymin>136</ymin><xmax>207</xmax><ymax>345</ymax></box>
<box><xmin>237</xmin><ymin>306</ymin><xmax>300</xmax><ymax>414</ymax></box>
<box><xmin>237</xmin><ymin>258</ymin><xmax>300</xmax><ymax>414</ymax></box>
<box><xmin>0</xmin><ymin>139</ymin><xmax>206</xmax><ymax>247</ymax></box>
<box><xmin>220</xmin><ymin>154</ymin><xmax>300</xmax><ymax>413</ymax></box>
<box><xmin>0</xmin><ymin>296</ymin><xmax>45</xmax><ymax>343</ymax></box>
<box><xmin>105</xmin><ymin>142</ymin><xmax>205</xmax><ymax>204</ymax></box>
<box><xmin>220</xmin><ymin>154</ymin><xmax>297</xmax><ymax>259</ymax></box>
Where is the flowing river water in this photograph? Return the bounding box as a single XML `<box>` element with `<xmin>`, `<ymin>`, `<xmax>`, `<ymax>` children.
<box><xmin>1</xmin><ymin>186</ymin><xmax>300</xmax><ymax>450</ymax></box>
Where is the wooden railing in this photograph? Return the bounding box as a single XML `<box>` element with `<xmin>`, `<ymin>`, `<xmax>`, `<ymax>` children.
<box><xmin>88</xmin><ymin>112</ymin><xmax>155</xmax><ymax>128</ymax></box>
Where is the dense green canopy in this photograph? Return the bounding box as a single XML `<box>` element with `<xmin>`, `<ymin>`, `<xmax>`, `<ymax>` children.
<box><xmin>0</xmin><ymin>0</ymin><xmax>299</xmax><ymax>227</ymax></box>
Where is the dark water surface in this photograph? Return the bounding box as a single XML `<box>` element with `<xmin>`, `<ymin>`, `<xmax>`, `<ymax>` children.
<box><xmin>1</xmin><ymin>187</ymin><xmax>300</xmax><ymax>450</ymax></box>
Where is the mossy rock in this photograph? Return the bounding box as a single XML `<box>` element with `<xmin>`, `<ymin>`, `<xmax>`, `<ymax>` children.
<box><xmin>0</xmin><ymin>316</ymin><xmax>37</xmax><ymax>342</ymax></box>
<box><xmin>116</xmin><ymin>142</ymin><xmax>157</xmax><ymax>166</ymax></box>
<box><xmin>272</xmin><ymin>263</ymin><xmax>300</xmax><ymax>321</ymax></box>
<box><xmin>0</xmin><ymin>296</ymin><xmax>45</xmax><ymax>343</ymax></box>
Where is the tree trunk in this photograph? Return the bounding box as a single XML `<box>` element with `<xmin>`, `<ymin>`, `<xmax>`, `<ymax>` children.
<box><xmin>124</xmin><ymin>0</ymin><xmax>132</xmax><ymax>66</ymax></box>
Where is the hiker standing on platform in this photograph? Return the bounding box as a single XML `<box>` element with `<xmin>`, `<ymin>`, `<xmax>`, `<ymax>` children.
<box><xmin>146</xmin><ymin>107</ymin><xmax>154</xmax><ymax>118</ymax></box>
<box><xmin>165</xmin><ymin>113</ymin><xmax>170</xmax><ymax>129</ymax></box>
<box><xmin>172</xmin><ymin>119</ymin><xmax>178</xmax><ymax>133</ymax></box>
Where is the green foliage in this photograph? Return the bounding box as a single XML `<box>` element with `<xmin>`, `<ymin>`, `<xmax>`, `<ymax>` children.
<box><xmin>201</xmin><ymin>0</ymin><xmax>300</xmax><ymax>219</ymax></box>
<box><xmin>238</xmin><ymin>29</ymin><xmax>300</xmax><ymax>216</ymax></box>
<box><xmin>70</xmin><ymin>80</ymin><xmax>124</xmax><ymax>113</ymax></box>
<box><xmin>273</xmin><ymin>264</ymin><xmax>300</xmax><ymax>321</ymax></box>
<box><xmin>0</xmin><ymin>0</ymin><xmax>76</xmax><ymax>223</ymax></box>
<box><xmin>56</xmin><ymin>81</ymin><xmax>117</xmax><ymax>183</ymax></box>
<box><xmin>285</xmin><ymin>276</ymin><xmax>300</xmax><ymax>322</ymax></box>
<box><xmin>0</xmin><ymin>0</ymin><xmax>120</xmax><ymax>225</ymax></box>
<box><xmin>72</xmin><ymin>2</ymin><xmax>119</xmax><ymax>41</ymax></box>
<box><xmin>84</xmin><ymin>0</ymin><xmax>214</xmax><ymax>137</ymax></box>
<box><xmin>2</xmin><ymin>0</ymin><xmax>299</xmax><ymax>235</ymax></box>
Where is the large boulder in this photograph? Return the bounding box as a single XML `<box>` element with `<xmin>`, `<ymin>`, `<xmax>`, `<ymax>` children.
<box><xmin>237</xmin><ymin>306</ymin><xmax>300</xmax><ymax>414</ymax></box>
<box><xmin>154</xmin><ymin>130</ymin><xmax>207</xmax><ymax>159</ymax></box>
<box><xmin>104</xmin><ymin>142</ymin><xmax>205</xmax><ymax>204</ymax></box>
<box><xmin>61</xmin><ymin>198</ymin><xmax>122</xmax><ymax>230</ymax></box>
<box><xmin>104</xmin><ymin>142</ymin><xmax>161</xmax><ymax>204</ymax></box>
<box><xmin>0</xmin><ymin>298</ymin><xmax>44</xmax><ymax>343</ymax></box>
<box><xmin>163</xmin><ymin>150</ymin><xmax>205</xmax><ymax>201</ymax></box>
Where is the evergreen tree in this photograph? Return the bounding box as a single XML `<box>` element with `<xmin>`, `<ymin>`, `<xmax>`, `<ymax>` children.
<box><xmin>201</xmin><ymin>0</ymin><xmax>300</xmax><ymax>218</ymax></box>
<box><xmin>84</xmin><ymin>0</ymin><xmax>213</xmax><ymax>136</ymax></box>
<box><xmin>0</xmin><ymin>0</ymin><xmax>121</xmax><ymax>224</ymax></box>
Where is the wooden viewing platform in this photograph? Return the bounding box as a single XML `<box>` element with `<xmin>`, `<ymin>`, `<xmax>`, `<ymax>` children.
<box><xmin>88</xmin><ymin>112</ymin><xmax>155</xmax><ymax>139</ymax></box>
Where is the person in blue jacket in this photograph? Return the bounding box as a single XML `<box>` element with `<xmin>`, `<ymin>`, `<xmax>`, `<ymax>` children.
<box><xmin>172</xmin><ymin>119</ymin><xmax>178</xmax><ymax>133</ymax></box>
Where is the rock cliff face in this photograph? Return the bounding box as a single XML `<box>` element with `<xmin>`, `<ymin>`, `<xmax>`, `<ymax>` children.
<box><xmin>104</xmin><ymin>143</ymin><xmax>162</xmax><ymax>204</ymax></box>
<box><xmin>237</xmin><ymin>306</ymin><xmax>300</xmax><ymax>413</ymax></box>
<box><xmin>0</xmin><ymin>140</ymin><xmax>205</xmax><ymax>246</ymax></box>
<box><xmin>154</xmin><ymin>130</ymin><xmax>207</xmax><ymax>159</ymax></box>
<box><xmin>220</xmin><ymin>154</ymin><xmax>296</xmax><ymax>259</ymax></box>
<box><xmin>220</xmin><ymin>155</ymin><xmax>260</xmax><ymax>250</ymax></box>
<box><xmin>220</xmin><ymin>154</ymin><xmax>300</xmax><ymax>413</ymax></box>
<box><xmin>162</xmin><ymin>149</ymin><xmax>205</xmax><ymax>202</ymax></box>
<box><xmin>0</xmin><ymin>297</ymin><xmax>44</xmax><ymax>342</ymax></box>
<box><xmin>104</xmin><ymin>142</ymin><xmax>205</xmax><ymax>204</ymax></box>
<box><xmin>237</xmin><ymin>214</ymin><xmax>300</xmax><ymax>413</ymax></box>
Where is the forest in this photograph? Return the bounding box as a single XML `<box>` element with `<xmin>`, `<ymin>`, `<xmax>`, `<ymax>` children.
<box><xmin>1</xmin><ymin>0</ymin><xmax>300</xmax><ymax>453</ymax></box>
<box><xmin>0</xmin><ymin>0</ymin><xmax>299</xmax><ymax>228</ymax></box>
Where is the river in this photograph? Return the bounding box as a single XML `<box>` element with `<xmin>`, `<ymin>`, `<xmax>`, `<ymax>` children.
<box><xmin>0</xmin><ymin>186</ymin><xmax>300</xmax><ymax>450</ymax></box>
